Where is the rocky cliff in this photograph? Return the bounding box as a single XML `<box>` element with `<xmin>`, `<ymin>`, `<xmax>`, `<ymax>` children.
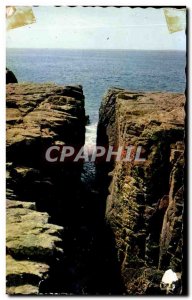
<box><xmin>6</xmin><ymin>83</ymin><xmax>186</xmax><ymax>295</ymax></box>
<box><xmin>97</xmin><ymin>88</ymin><xmax>185</xmax><ymax>295</ymax></box>
<box><xmin>6</xmin><ymin>83</ymin><xmax>86</xmax><ymax>294</ymax></box>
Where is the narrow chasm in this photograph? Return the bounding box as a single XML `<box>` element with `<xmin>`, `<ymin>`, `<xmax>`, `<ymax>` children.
<box><xmin>7</xmin><ymin>84</ymin><xmax>185</xmax><ymax>295</ymax></box>
<box><xmin>6</xmin><ymin>83</ymin><xmax>125</xmax><ymax>295</ymax></box>
<box><xmin>39</xmin><ymin>120</ymin><xmax>124</xmax><ymax>295</ymax></box>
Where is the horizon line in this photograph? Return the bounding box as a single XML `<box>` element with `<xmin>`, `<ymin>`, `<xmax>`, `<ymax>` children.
<box><xmin>7</xmin><ymin>48</ymin><xmax>186</xmax><ymax>51</ymax></box>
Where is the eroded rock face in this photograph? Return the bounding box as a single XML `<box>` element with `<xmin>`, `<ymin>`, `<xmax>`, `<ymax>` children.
<box><xmin>6</xmin><ymin>83</ymin><xmax>86</xmax><ymax>294</ymax></box>
<box><xmin>97</xmin><ymin>88</ymin><xmax>185</xmax><ymax>295</ymax></box>
<box><xmin>6</xmin><ymin>83</ymin><xmax>85</xmax><ymax>216</ymax></box>
<box><xmin>6</xmin><ymin>200</ymin><xmax>63</xmax><ymax>295</ymax></box>
<box><xmin>7</xmin><ymin>83</ymin><xmax>85</xmax><ymax>163</ymax></box>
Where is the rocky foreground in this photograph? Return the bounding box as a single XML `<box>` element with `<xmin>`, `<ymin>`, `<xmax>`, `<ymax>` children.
<box><xmin>6</xmin><ymin>83</ymin><xmax>85</xmax><ymax>294</ymax></box>
<box><xmin>97</xmin><ymin>88</ymin><xmax>185</xmax><ymax>294</ymax></box>
<box><xmin>6</xmin><ymin>200</ymin><xmax>63</xmax><ymax>295</ymax></box>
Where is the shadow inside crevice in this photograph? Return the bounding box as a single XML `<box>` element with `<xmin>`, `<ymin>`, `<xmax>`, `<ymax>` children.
<box><xmin>39</xmin><ymin>161</ymin><xmax>125</xmax><ymax>295</ymax></box>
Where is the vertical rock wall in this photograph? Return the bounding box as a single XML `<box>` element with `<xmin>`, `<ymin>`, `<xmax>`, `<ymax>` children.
<box><xmin>97</xmin><ymin>88</ymin><xmax>185</xmax><ymax>294</ymax></box>
<box><xmin>6</xmin><ymin>83</ymin><xmax>86</xmax><ymax>294</ymax></box>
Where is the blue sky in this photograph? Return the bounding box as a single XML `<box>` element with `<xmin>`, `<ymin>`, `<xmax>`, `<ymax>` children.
<box><xmin>6</xmin><ymin>7</ymin><xmax>186</xmax><ymax>50</ymax></box>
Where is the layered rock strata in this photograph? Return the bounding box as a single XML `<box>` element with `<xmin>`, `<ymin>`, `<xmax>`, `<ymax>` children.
<box><xmin>6</xmin><ymin>83</ymin><xmax>86</xmax><ymax>294</ymax></box>
<box><xmin>97</xmin><ymin>88</ymin><xmax>185</xmax><ymax>295</ymax></box>
<box><xmin>6</xmin><ymin>200</ymin><xmax>63</xmax><ymax>295</ymax></box>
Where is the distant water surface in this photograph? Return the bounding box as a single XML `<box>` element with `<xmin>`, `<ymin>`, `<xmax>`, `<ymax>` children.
<box><xmin>7</xmin><ymin>49</ymin><xmax>186</xmax><ymax>146</ymax></box>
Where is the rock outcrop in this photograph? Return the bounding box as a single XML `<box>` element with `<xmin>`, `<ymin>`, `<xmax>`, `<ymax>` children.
<box><xmin>6</xmin><ymin>68</ymin><xmax>18</xmax><ymax>84</ymax></box>
<box><xmin>6</xmin><ymin>83</ymin><xmax>86</xmax><ymax>294</ymax></box>
<box><xmin>97</xmin><ymin>88</ymin><xmax>185</xmax><ymax>295</ymax></box>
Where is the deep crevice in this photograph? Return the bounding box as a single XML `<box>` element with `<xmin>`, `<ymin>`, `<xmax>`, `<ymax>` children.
<box><xmin>38</xmin><ymin>127</ymin><xmax>125</xmax><ymax>295</ymax></box>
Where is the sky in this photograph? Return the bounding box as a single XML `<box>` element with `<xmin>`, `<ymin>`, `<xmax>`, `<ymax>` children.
<box><xmin>6</xmin><ymin>7</ymin><xmax>186</xmax><ymax>50</ymax></box>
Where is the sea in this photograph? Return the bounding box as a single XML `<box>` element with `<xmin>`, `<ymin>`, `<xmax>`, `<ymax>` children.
<box><xmin>7</xmin><ymin>49</ymin><xmax>186</xmax><ymax>150</ymax></box>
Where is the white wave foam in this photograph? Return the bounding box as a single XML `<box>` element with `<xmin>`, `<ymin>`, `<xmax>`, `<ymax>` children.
<box><xmin>85</xmin><ymin>123</ymin><xmax>97</xmax><ymax>146</ymax></box>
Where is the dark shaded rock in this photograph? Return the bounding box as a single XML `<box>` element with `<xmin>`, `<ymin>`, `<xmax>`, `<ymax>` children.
<box><xmin>85</xmin><ymin>115</ymin><xmax>90</xmax><ymax>125</ymax></box>
<box><xmin>6</xmin><ymin>68</ymin><xmax>18</xmax><ymax>84</ymax></box>
<box><xmin>159</xmin><ymin>151</ymin><xmax>184</xmax><ymax>273</ymax></box>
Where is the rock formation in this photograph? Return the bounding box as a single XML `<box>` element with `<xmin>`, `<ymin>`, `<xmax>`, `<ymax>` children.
<box><xmin>6</xmin><ymin>68</ymin><xmax>18</xmax><ymax>84</ymax></box>
<box><xmin>6</xmin><ymin>200</ymin><xmax>63</xmax><ymax>295</ymax></box>
<box><xmin>6</xmin><ymin>83</ymin><xmax>86</xmax><ymax>294</ymax></box>
<box><xmin>6</xmin><ymin>83</ymin><xmax>186</xmax><ymax>295</ymax></box>
<box><xmin>97</xmin><ymin>88</ymin><xmax>185</xmax><ymax>295</ymax></box>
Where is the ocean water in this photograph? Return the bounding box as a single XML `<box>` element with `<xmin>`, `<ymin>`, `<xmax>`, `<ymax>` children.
<box><xmin>7</xmin><ymin>49</ymin><xmax>186</xmax><ymax>147</ymax></box>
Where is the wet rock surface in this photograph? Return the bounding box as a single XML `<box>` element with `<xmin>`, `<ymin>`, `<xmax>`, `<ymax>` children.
<box><xmin>97</xmin><ymin>88</ymin><xmax>185</xmax><ymax>295</ymax></box>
